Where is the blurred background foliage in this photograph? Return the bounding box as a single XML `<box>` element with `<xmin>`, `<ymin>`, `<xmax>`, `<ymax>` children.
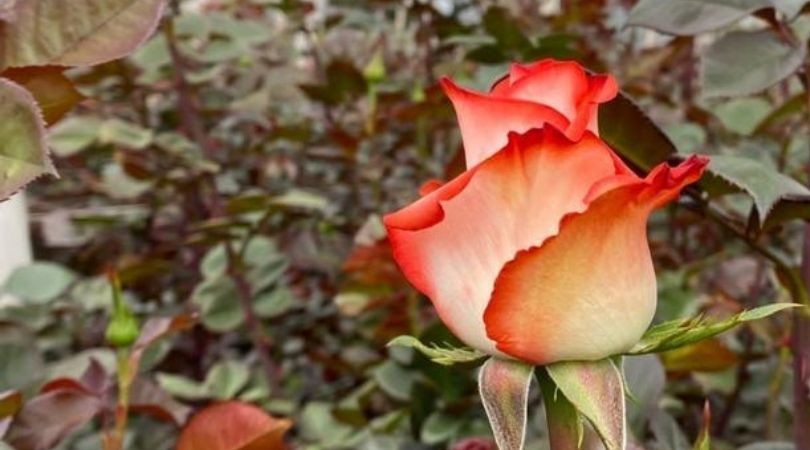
<box><xmin>2</xmin><ymin>0</ymin><xmax>810</xmax><ymax>449</ymax></box>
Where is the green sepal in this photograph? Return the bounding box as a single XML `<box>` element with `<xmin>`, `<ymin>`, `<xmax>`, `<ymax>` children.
<box><xmin>629</xmin><ymin>303</ymin><xmax>800</xmax><ymax>354</ymax></box>
<box><xmin>386</xmin><ymin>335</ymin><xmax>485</xmax><ymax>366</ymax></box>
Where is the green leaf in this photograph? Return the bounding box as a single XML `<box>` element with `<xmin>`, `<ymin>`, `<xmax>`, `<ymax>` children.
<box><xmin>4</xmin><ymin>262</ymin><xmax>76</xmax><ymax>304</ymax></box>
<box><xmin>598</xmin><ymin>92</ymin><xmax>676</xmax><ymax>171</ymax></box>
<box><xmin>47</xmin><ymin>117</ymin><xmax>104</xmax><ymax>157</ymax></box>
<box><xmin>386</xmin><ymin>335</ymin><xmax>485</xmax><ymax>366</ymax></box>
<box><xmin>156</xmin><ymin>373</ymin><xmax>210</xmax><ymax>400</ymax></box>
<box><xmin>706</xmin><ymin>155</ymin><xmax>810</xmax><ymax>224</ymax></box>
<box><xmin>254</xmin><ymin>288</ymin><xmax>295</xmax><ymax>319</ymax></box>
<box><xmin>420</xmin><ymin>412</ymin><xmax>465</xmax><ymax>445</ymax></box>
<box><xmin>372</xmin><ymin>361</ymin><xmax>419</xmax><ymax>402</ymax></box>
<box><xmin>702</xmin><ymin>30</ymin><xmax>807</xmax><ymax>98</ymax></box>
<box><xmin>482</xmin><ymin>6</ymin><xmax>533</xmax><ymax>52</ymax></box>
<box><xmin>713</xmin><ymin>97</ymin><xmax>772</xmax><ymax>136</ymax></box>
<box><xmin>478</xmin><ymin>357</ymin><xmax>534</xmax><ymax>450</ymax></box>
<box><xmin>269</xmin><ymin>189</ymin><xmax>329</xmax><ymax>212</ymax></box>
<box><xmin>628</xmin><ymin>0</ymin><xmax>807</xmax><ymax>36</ymax></box>
<box><xmin>191</xmin><ymin>276</ymin><xmax>243</xmax><ymax>333</ymax></box>
<box><xmin>545</xmin><ymin>359</ymin><xmax>626</xmax><ymax>450</ymax></box>
<box><xmin>630</xmin><ymin>303</ymin><xmax>800</xmax><ymax>354</ymax></box>
<box><xmin>0</xmin><ymin>324</ymin><xmax>45</xmax><ymax>391</ymax></box>
<box><xmin>98</xmin><ymin>119</ymin><xmax>153</xmax><ymax>149</ymax></box>
<box><xmin>204</xmin><ymin>360</ymin><xmax>251</xmax><ymax>400</ymax></box>
<box><xmin>0</xmin><ymin>78</ymin><xmax>55</xmax><ymax>200</ymax></box>
<box><xmin>0</xmin><ymin>0</ymin><xmax>166</xmax><ymax>69</ymax></box>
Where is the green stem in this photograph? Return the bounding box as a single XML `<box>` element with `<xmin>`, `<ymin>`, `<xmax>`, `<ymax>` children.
<box><xmin>536</xmin><ymin>369</ymin><xmax>581</xmax><ymax>450</ymax></box>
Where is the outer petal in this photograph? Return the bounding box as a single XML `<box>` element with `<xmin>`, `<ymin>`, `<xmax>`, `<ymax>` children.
<box><xmin>440</xmin><ymin>78</ymin><xmax>569</xmax><ymax>168</ymax></box>
<box><xmin>384</xmin><ymin>128</ymin><xmax>622</xmax><ymax>355</ymax></box>
<box><xmin>484</xmin><ymin>156</ymin><xmax>708</xmax><ymax>364</ymax></box>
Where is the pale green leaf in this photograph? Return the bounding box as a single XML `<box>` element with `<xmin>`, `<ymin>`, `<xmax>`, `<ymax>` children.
<box><xmin>702</xmin><ymin>30</ymin><xmax>806</xmax><ymax>98</ymax></box>
<box><xmin>386</xmin><ymin>335</ymin><xmax>485</xmax><ymax>366</ymax></box>
<box><xmin>156</xmin><ymin>373</ymin><xmax>210</xmax><ymax>400</ymax></box>
<box><xmin>0</xmin><ymin>0</ymin><xmax>166</xmax><ymax>69</ymax></box>
<box><xmin>628</xmin><ymin>0</ymin><xmax>808</xmax><ymax>36</ymax></box>
<box><xmin>98</xmin><ymin>119</ymin><xmax>153</xmax><ymax>149</ymax></box>
<box><xmin>372</xmin><ymin>361</ymin><xmax>419</xmax><ymax>402</ymax></box>
<box><xmin>420</xmin><ymin>412</ymin><xmax>465</xmax><ymax>445</ymax></box>
<box><xmin>707</xmin><ymin>155</ymin><xmax>810</xmax><ymax>224</ymax></box>
<box><xmin>190</xmin><ymin>276</ymin><xmax>243</xmax><ymax>333</ymax></box>
<box><xmin>0</xmin><ymin>78</ymin><xmax>55</xmax><ymax>200</ymax></box>
<box><xmin>713</xmin><ymin>97</ymin><xmax>772</xmax><ymax>136</ymax></box>
<box><xmin>270</xmin><ymin>189</ymin><xmax>330</xmax><ymax>212</ymax></box>
<box><xmin>630</xmin><ymin>304</ymin><xmax>800</xmax><ymax>354</ymax></box>
<box><xmin>4</xmin><ymin>262</ymin><xmax>76</xmax><ymax>304</ymax></box>
<box><xmin>546</xmin><ymin>359</ymin><xmax>626</xmax><ymax>450</ymax></box>
<box><xmin>47</xmin><ymin>117</ymin><xmax>103</xmax><ymax>157</ymax></box>
<box><xmin>478</xmin><ymin>357</ymin><xmax>534</xmax><ymax>450</ymax></box>
<box><xmin>204</xmin><ymin>360</ymin><xmax>251</xmax><ymax>400</ymax></box>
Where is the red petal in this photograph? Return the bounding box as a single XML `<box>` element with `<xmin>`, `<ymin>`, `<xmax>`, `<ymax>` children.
<box><xmin>500</xmin><ymin>60</ymin><xmax>618</xmax><ymax>141</ymax></box>
<box><xmin>440</xmin><ymin>77</ymin><xmax>569</xmax><ymax>168</ymax></box>
<box><xmin>484</xmin><ymin>156</ymin><xmax>707</xmax><ymax>364</ymax></box>
<box><xmin>384</xmin><ymin>127</ymin><xmax>623</xmax><ymax>354</ymax></box>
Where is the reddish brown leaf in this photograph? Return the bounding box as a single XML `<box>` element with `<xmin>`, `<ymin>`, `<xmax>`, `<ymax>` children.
<box><xmin>1</xmin><ymin>66</ymin><xmax>83</xmax><ymax>125</ymax></box>
<box><xmin>177</xmin><ymin>401</ymin><xmax>292</xmax><ymax>450</ymax></box>
<box><xmin>129</xmin><ymin>377</ymin><xmax>191</xmax><ymax>426</ymax></box>
<box><xmin>129</xmin><ymin>313</ymin><xmax>198</xmax><ymax>372</ymax></box>
<box><xmin>6</xmin><ymin>389</ymin><xmax>102</xmax><ymax>450</ymax></box>
<box><xmin>39</xmin><ymin>378</ymin><xmax>94</xmax><ymax>395</ymax></box>
<box><xmin>40</xmin><ymin>358</ymin><xmax>110</xmax><ymax>396</ymax></box>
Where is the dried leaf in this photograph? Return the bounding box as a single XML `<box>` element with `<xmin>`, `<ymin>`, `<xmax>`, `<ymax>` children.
<box><xmin>177</xmin><ymin>401</ymin><xmax>291</xmax><ymax>450</ymax></box>
<box><xmin>1</xmin><ymin>66</ymin><xmax>83</xmax><ymax>125</ymax></box>
<box><xmin>0</xmin><ymin>0</ymin><xmax>166</xmax><ymax>69</ymax></box>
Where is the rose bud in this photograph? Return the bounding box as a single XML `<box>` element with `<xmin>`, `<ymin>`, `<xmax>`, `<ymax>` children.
<box><xmin>384</xmin><ymin>60</ymin><xmax>707</xmax><ymax>365</ymax></box>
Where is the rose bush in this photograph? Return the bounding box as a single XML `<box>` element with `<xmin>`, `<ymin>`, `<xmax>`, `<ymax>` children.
<box><xmin>384</xmin><ymin>60</ymin><xmax>708</xmax><ymax>365</ymax></box>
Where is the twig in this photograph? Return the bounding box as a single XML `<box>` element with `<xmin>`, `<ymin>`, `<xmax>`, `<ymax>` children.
<box><xmin>162</xmin><ymin>12</ymin><xmax>280</xmax><ymax>394</ymax></box>
<box><xmin>792</xmin><ymin>62</ymin><xmax>810</xmax><ymax>450</ymax></box>
<box><xmin>224</xmin><ymin>241</ymin><xmax>281</xmax><ymax>395</ymax></box>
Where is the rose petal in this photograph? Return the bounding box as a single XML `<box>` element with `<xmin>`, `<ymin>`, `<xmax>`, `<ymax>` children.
<box><xmin>440</xmin><ymin>77</ymin><xmax>569</xmax><ymax>168</ymax></box>
<box><xmin>502</xmin><ymin>60</ymin><xmax>618</xmax><ymax>141</ymax></box>
<box><xmin>384</xmin><ymin>128</ymin><xmax>622</xmax><ymax>354</ymax></box>
<box><xmin>484</xmin><ymin>156</ymin><xmax>708</xmax><ymax>364</ymax></box>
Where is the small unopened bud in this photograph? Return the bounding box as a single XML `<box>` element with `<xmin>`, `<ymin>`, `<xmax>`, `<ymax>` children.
<box><xmin>104</xmin><ymin>270</ymin><xmax>139</xmax><ymax>348</ymax></box>
<box><xmin>363</xmin><ymin>51</ymin><xmax>386</xmax><ymax>83</ymax></box>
